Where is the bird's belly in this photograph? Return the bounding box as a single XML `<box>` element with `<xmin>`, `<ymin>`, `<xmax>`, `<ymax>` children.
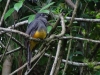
<box><xmin>30</xmin><ymin>41</ymin><xmax>37</xmax><ymax>51</ymax></box>
<box><xmin>30</xmin><ymin>30</ymin><xmax>46</xmax><ymax>51</ymax></box>
<box><xmin>33</xmin><ymin>30</ymin><xmax>46</xmax><ymax>39</ymax></box>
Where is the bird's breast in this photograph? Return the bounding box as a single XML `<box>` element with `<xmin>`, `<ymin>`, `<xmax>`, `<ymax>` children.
<box><xmin>33</xmin><ymin>29</ymin><xmax>46</xmax><ymax>39</ymax></box>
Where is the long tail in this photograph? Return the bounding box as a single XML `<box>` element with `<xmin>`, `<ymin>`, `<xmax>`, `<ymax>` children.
<box><xmin>27</xmin><ymin>43</ymin><xmax>32</xmax><ymax>71</ymax></box>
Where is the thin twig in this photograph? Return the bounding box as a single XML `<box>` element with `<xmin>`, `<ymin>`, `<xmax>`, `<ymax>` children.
<box><xmin>0</xmin><ymin>47</ymin><xmax>21</xmax><ymax>58</ymax></box>
<box><xmin>49</xmin><ymin>40</ymin><xmax>62</xmax><ymax>75</ymax></box>
<box><xmin>62</xmin><ymin>0</ymin><xmax>80</xmax><ymax>75</ymax></box>
<box><xmin>44</xmin><ymin>52</ymin><xmax>52</xmax><ymax>75</ymax></box>
<box><xmin>9</xmin><ymin>41</ymin><xmax>50</xmax><ymax>75</ymax></box>
<box><xmin>44</xmin><ymin>53</ymin><xmax>100</xmax><ymax>66</ymax></box>
<box><xmin>13</xmin><ymin>0</ymin><xmax>36</xmax><ymax>14</ymax></box>
<box><xmin>60</xmin><ymin>36</ymin><xmax>100</xmax><ymax>43</ymax></box>
<box><xmin>47</xmin><ymin>14</ymin><xmax>66</xmax><ymax>40</ymax></box>
<box><xmin>26</xmin><ymin>45</ymin><xmax>50</xmax><ymax>75</ymax></box>
<box><xmin>0</xmin><ymin>32</ymin><xmax>13</xmax><ymax>62</ymax></box>
<box><xmin>54</xmin><ymin>39</ymin><xmax>66</xmax><ymax>75</ymax></box>
<box><xmin>0</xmin><ymin>0</ymin><xmax>10</xmax><ymax>26</ymax></box>
<box><xmin>66</xmin><ymin>17</ymin><xmax>100</xmax><ymax>22</ymax></box>
<box><xmin>55</xmin><ymin>14</ymin><xmax>66</xmax><ymax>37</ymax></box>
<box><xmin>23</xmin><ymin>4</ymin><xmax>36</xmax><ymax>14</ymax></box>
<box><xmin>6</xmin><ymin>33</ymin><xmax>25</xmax><ymax>48</ymax></box>
<box><xmin>0</xmin><ymin>20</ymin><xmax>28</xmax><ymax>35</ymax></box>
<box><xmin>62</xmin><ymin>39</ymin><xmax>72</xmax><ymax>75</ymax></box>
<box><xmin>9</xmin><ymin>20</ymin><xmax>28</xmax><ymax>29</ymax></box>
<box><xmin>0</xmin><ymin>41</ymin><xmax>5</xmax><ymax>48</ymax></box>
<box><xmin>47</xmin><ymin>17</ymin><xmax>60</xmax><ymax>37</ymax></box>
<box><xmin>65</xmin><ymin>0</ymin><xmax>75</xmax><ymax>9</ymax></box>
<box><xmin>25</xmin><ymin>50</ymin><xmax>45</xmax><ymax>75</ymax></box>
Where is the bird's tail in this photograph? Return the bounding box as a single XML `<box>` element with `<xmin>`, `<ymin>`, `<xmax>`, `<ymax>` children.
<box><xmin>27</xmin><ymin>43</ymin><xmax>32</xmax><ymax>71</ymax></box>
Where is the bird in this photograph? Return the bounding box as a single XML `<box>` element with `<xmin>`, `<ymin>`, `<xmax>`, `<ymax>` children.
<box><xmin>25</xmin><ymin>13</ymin><xmax>48</xmax><ymax>71</ymax></box>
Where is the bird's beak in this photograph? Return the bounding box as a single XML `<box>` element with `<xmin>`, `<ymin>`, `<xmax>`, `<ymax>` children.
<box><xmin>44</xmin><ymin>15</ymin><xmax>48</xmax><ymax>18</ymax></box>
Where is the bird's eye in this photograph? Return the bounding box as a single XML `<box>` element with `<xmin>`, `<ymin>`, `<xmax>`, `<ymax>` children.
<box><xmin>41</xmin><ymin>14</ymin><xmax>43</xmax><ymax>16</ymax></box>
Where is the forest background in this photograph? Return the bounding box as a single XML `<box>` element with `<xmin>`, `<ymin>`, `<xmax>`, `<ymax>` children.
<box><xmin>0</xmin><ymin>0</ymin><xmax>100</xmax><ymax>75</ymax></box>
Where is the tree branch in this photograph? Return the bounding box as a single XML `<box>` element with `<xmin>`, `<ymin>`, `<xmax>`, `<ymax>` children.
<box><xmin>0</xmin><ymin>27</ymin><xmax>40</xmax><ymax>42</ymax></box>
<box><xmin>60</xmin><ymin>36</ymin><xmax>100</xmax><ymax>43</ymax></box>
<box><xmin>44</xmin><ymin>53</ymin><xmax>100</xmax><ymax>66</ymax></box>
<box><xmin>0</xmin><ymin>0</ymin><xmax>10</xmax><ymax>26</ymax></box>
<box><xmin>0</xmin><ymin>47</ymin><xmax>21</xmax><ymax>58</ymax></box>
<box><xmin>50</xmin><ymin>40</ymin><xmax>62</xmax><ymax>75</ymax></box>
<box><xmin>66</xmin><ymin>17</ymin><xmax>100</xmax><ymax>22</ymax></box>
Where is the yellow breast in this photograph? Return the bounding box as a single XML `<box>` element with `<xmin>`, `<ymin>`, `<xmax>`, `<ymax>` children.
<box><xmin>30</xmin><ymin>30</ymin><xmax>46</xmax><ymax>51</ymax></box>
<box><xmin>33</xmin><ymin>30</ymin><xmax>46</xmax><ymax>39</ymax></box>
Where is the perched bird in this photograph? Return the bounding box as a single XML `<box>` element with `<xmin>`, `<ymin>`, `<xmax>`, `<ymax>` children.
<box><xmin>25</xmin><ymin>13</ymin><xmax>48</xmax><ymax>70</ymax></box>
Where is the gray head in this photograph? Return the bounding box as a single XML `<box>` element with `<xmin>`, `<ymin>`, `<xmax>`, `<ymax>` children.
<box><xmin>35</xmin><ymin>13</ymin><xmax>48</xmax><ymax>19</ymax></box>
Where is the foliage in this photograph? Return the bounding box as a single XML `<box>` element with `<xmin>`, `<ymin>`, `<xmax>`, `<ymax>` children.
<box><xmin>14</xmin><ymin>0</ymin><xmax>24</xmax><ymax>12</ymax></box>
<box><xmin>4</xmin><ymin>8</ymin><xmax>14</xmax><ymax>20</ymax></box>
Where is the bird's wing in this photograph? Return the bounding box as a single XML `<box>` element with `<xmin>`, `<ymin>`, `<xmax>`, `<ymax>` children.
<box><xmin>25</xmin><ymin>19</ymin><xmax>38</xmax><ymax>51</ymax></box>
<box><xmin>26</xmin><ymin>19</ymin><xmax>39</xmax><ymax>36</ymax></box>
<box><xmin>25</xmin><ymin>19</ymin><xmax>39</xmax><ymax>71</ymax></box>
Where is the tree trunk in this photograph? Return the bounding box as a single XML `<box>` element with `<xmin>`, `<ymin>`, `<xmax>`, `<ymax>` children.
<box><xmin>2</xmin><ymin>46</ymin><xmax>13</xmax><ymax>75</ymax></box>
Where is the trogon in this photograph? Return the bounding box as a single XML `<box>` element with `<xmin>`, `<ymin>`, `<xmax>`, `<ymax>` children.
<box><xmin>25</xmin><ymin>13</ymin><xmax>48</xmax><ymax>70</ymax></box>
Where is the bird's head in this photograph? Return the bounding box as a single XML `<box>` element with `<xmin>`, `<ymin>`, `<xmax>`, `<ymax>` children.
<box><xmin>35</xmin><ymin>13</ymin><xmax>48</xmax><ymax>19</ymax></box>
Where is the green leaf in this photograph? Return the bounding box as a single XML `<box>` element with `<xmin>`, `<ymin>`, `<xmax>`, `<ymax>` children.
<box><xmin>39</xmin><ymin>2</ymin><xmax>55</xmax><ymax>13</ymax></box>
<box><xmin>38</xmin><ymin>10</ymin><xmax>50</xmax><ymax>14</ymax></box>
<box><xmin>0</xmin><ymin>0</ymin><xmax>2</xmax><ymax>2</ymax></box>
<box><xmin>14</xmin><ymin>1</ymin><xmax>23</xmax><ymax>12</ymax></box>
<box><xmin>19</xmin><ymin>15</ymin><xmax>29</xmax><ymax>21</ymax></box>
<box><xmin>47</xmin><ymin>26</ymin><xmax>52</xmax><ymax>33</ymax></box>
<box><xmin>28</xmin><ymin>15</ymin><xmax>35</xmax><ymax>24</ymax></box>
<box><xmin>96</xmin><ymin>13</ymin><xmax>100</xmax><ymax>19</ymax></box>
<box><xmin>4</xmin><ymin>8</ymin><xmax>14</xmax><ymax>20</ymax></box>
<box><xmin>94</xmin><ymin>66</ymin><xmax>100</xmax><ymax>70</ymax></box>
